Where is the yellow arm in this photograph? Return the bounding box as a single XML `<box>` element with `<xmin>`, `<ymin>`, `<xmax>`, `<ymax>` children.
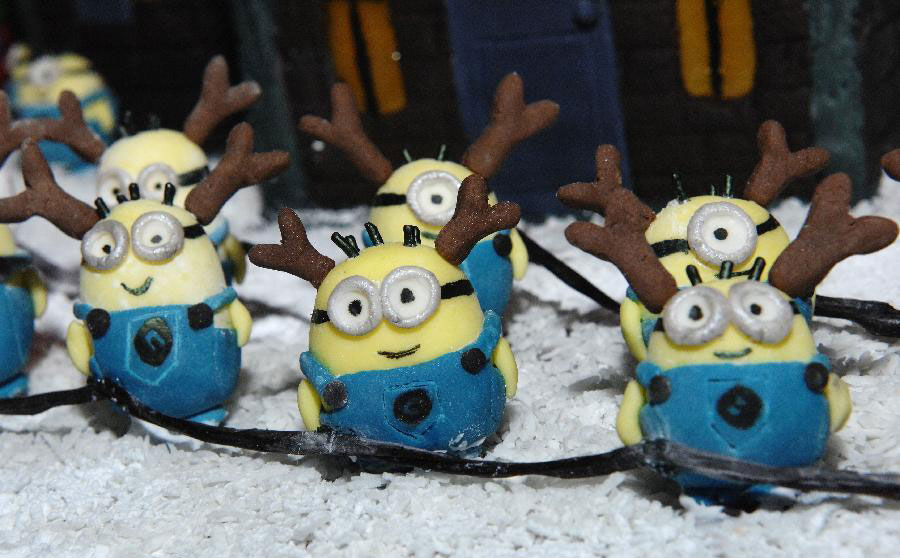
<box><xmin>297</xmin><ymin>380</ymin><xmax>323</xmax><ymax>430</ymax></box>
<box><xmin>508</xmin><ymin>228</ymin><xmax>528</xmax><ymax>280</ymax></box>
<box><xmin>619</xmin><ymin>299</ymin><xmax>649</xmax><ymax>361</ymax></box>
<box><xmin>66</xmin><ymin>321</ymin><xmax>93</xmax><ymax>376</ymax></box>
<box><xmin>222</xmin><ymin>234</ymin><xmax>248</xmax><ymax>284</ymax></box>
<box><xmin>617</xmin><ymin>380</ymin><xmax>646</xmax><ymax>445</ymax></box>
<box><xmin>9</xmin><ymin>269</ymin><xmax>47</xmax><ymax>317</ymax></box>
<box><xmin>226</xmin><ymin>299</ymin><xmax>253</xmax><ymax>347</ymax></box>
<box><xmin>825</xmin><ymin>373</ymin><xmax>852</xmax><ymax>432</ymax></box>
<box><xmin>491</xmin><ymin>336</ymin><xmax>518</xmax><ymax>398</ymax></box>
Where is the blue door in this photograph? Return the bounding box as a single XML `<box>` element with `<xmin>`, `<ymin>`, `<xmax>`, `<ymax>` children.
<box><xmin>445</xmin><ymin>0</ymin><xmax>629</xmax><ymax>215</ymax></box>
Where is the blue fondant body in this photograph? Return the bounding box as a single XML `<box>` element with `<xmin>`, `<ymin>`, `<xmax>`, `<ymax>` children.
<box><xmin>0</xmin><ymin>282</ymin><xmax>36</xmax><ymax>398</ymax></box>
<box><xmin>73</xmin><ymin>288</ymin><xmax>240</xmax><ymax>421</ymax></box>
<box><xmin>636</xmin><ymin>356</ymin><xmax>831</xmax><ymax>496</ymax></box>
<box><xmin>363</xmin><ymin>229</ymin><xmax>514</xmax><ymax>317</ymax></box>
<box><xmin>301</xmin><ymin>311</ymin><xmax>507</xmax><ymax>452</ymax></box>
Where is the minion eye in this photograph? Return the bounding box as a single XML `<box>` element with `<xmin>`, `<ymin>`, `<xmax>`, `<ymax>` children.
<box><xmin>82</xmin><ymin>220</ymin><xmax>128</xmax><ymax>270</ymax></box>
<box><xmin>137</xmin><ymin>163</ymin><xmax>178</xmax><ymax>201</ymax></box>
<box><xmin>406</xmin><ymin>170</ymin><xmax>461</xmax><ymax>225</ymax></box>
<box><xmin>97</xmin><ymin>168</ymin><xmax>132</xmax><ymax>204</ymax></box>
<box><xmin>130</xmin><ymin>211</ymin><xmax>184</xmax><ymax>261</ymax></box>
<box><xmin>729</xmin><ymin>281</ymin><xmax>793</xmax><ymax>343</ymax></box>
<box><xmin>327</xmin><ymin>276</ymin><xmax>382</xmax><ymax>335</ymax></box>
<box><xmin>381</xmin><ymin>266</ymin><xmax>440</xmax><ymax>328</ymax></box>
<box><xmin>28</xmin><ymin>56</ymin><xmax>60</xmax><ymax>87</ymax></box>
<box><xmin>687</xmin><ymin>202</ymin><xmax>758</xmax><ymax>266</ymax></box>
<box><xmin>662</xmin><ymin>286</ymin><xmax>729</xmax><ymax>345</ymax></box>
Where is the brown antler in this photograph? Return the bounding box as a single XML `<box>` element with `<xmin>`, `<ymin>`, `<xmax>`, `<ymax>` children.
<box><xmin>558</xmin><ymin>145</ymin><xmax>676</xmax><ymax>313</ymax></box>
<box><xmin>248</xmin><ymin>209</ymin><xmax>335</xmax><ymax>288</ymax></box>
<box><xmin>182</xmin><ymin>55</ymin><xmax>262</xmax><ymax>147</ymax></box>
<box><xmin>769</xmin><ymin>173</ymin><xmax>898</xmax><ymax>298</ymax></box>
<box><xmin>0</xmin><ymin>140</ymin><xmax>99</xmax><ymax>238</ymax></box>
<box><xmin>743</xmin><ymin>120</ymin><xmax>830</xmax><ymax>206</ymax></box>
<box><xmin>298</xmin><ymin>82</ymin><xmax>393</xmax><ymax>184</ymax></box>
<box><xmin>0</xmin><ymin>90</ymin><xmax>106</xmax><ymax>164</ymax></box>
<box><xmin>184</xmin><ymin>122</ymin><xmax>289</xmax><ymax>225</ymax></box>
<box><xmin>461</xmin><ymin>73</ymin><xmax>559</xmax><ymax>179</ymax></box>
<box><xmin>882</xmin><ymin>149</ymin><xmax>900</xmax><ymax>180</ymax></box>
<box><xmin>435</xmin><ymin>174</ymin><xmax>520</xmax><ymax>265</ymax></box>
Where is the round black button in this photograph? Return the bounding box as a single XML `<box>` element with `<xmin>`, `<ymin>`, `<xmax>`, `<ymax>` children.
<box><xmin>188</xmin><ymin>302</ymin><xmax>214</xmax><ymax>329</ymax></box>
<box><xmin>648</xmin><ymin>376</ymin><xmax>671</xmax><ymax>405</ymax></box>
<box><xmin>461</xmin><ymin>348</ymin><xmax>487</xmax><ymax>374</ymax></box>
<box><xmin>493</xmin><ymin>234</ymin><xmax>512</xmax><ymax>257</ymax></box>
<box><xmin>393</xmin><ymin>388</ymin><xmax>433</xmax><ymax>425</ymax></box>
<box><xmin>716</xmin><ymin>386</ymin><xmax>762</xmax><ymax>430</ymax></box>
<box><xmin>86</xmin><ymin>308</ymin><xmax>111</xmax><ymax>339</ymax></box>
<box><xmin>804</xmin><ymin>363</ymin><xmax>829</xmax><ymax>394</ymax></box>
<box><xmin>321</xmin><ymin>380</ymin><xmax>348</xmax><ymax>411</ymax></box>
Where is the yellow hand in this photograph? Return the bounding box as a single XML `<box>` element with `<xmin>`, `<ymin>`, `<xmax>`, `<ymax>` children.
<box><xmin>227</xmin><ymin>299</ymin><xmax>253</xmax><ymax>347</ymax></box>
<box><xmin>619</xmin><ymin>299</ymin><xmax>649</xmax><ymax>361</ymax></box>
<box><xmin>223</xmin><ymin>234</ymin><xmax>247</xmax><ymax>284</ymax></box>
<box><xmin>617</xmin><ymin>380</ymin><xmax>645</xmax><ymax>445</ymax></box>
<box><xmin>491</xmin><ymin>336</ymin><xmax>518</xmax><ymax>398</ymax></box>
<box><xmin>297</xmin><ymin>380</ymin><xmax>323</xmax><ymax>430</ymax></box>
<box><xmin>508</xmin><ymin>228</ymin><xmax>529</xmax><ymax>280</ymax></box>
<box><xmin>66</xmin><ymin>321</ymin><xmax>93</xmax><ymax>376</ymax></box>
<box><xmin>825</xmin><ymin>373</ymin><xmax>852</xmax><ymax>432</ymax></box>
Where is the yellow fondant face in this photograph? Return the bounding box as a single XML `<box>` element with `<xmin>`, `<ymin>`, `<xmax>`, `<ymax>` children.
<box><xmin>12</xmin><ymin>54</ymin><xmax>104</xmax><ymax>104</ymax></box>
<box><xmin>309</xmin><ymin>242</ymin><xmax>484</xmax><ymax>374</ymax></box>
<box><xmin>646</xmin><ymin>277</ymin><xmax>815</xmax><ymax>371</ymax></box>
<box><xmin>368</xmin><ymin>159</ymin><xmax>499</xmax><ymax>247</ymax></box>
<box><xmin>97</xmin><ymin>130</ymin><xmax>208</xmax><ymax>206</ymax></box>
<box><xmin>79</xmin><ymin>200</ymin><xmax>225</xmax><ymax>311</ymax></box>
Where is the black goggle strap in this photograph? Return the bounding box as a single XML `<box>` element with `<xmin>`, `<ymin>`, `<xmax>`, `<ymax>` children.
<box><xmin>2</xmin><ymin>376</ymin><xmax>899</xmax><ymax>499</ymax></box>
<box><xmin>651</xmin><ymin>215</ymin><xmax>782</xmax><ymax>259</ymax></box>
<box><xmin>372</xmin><ymin>193</ymin><xmax>407</xmax><ymax>207</ymax></box>
<box><xmin>176</xmin><ymin>166</ymin><xmax>210</xmax><ymax>187</ymax></box>
<box><xmin>183</xmin><ymin>224</ymin><xmax>206</xmax><ymax>239</ymax></box>
<box><xmin>310</xmin><ymin>279</ymin><xmax>475</xmax><ymax>324</ymax></box>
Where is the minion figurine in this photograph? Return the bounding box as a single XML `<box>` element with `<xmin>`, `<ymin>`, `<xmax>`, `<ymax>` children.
<box><xmin>299</xmin><ymin>74</ymin><xmax>558</xmax><ymax>317</ymax></box>
<box><xmin>560</xmin><ymin>152</ymin><xmax>897</xmax><ymax>505</ymax></box>
<box><xmin>4</xmin><ymin>45</ymin><xmax>116</xmax><ymax>169</ymax></box>
<box><xmin>250</xmin><ymin>175</ymin><xmax>519</xmax><ymax>452</ymax></box>
<box><xmin>0</xmin><ymin>224</ymin><xmax>46</xmax><ymax>398</ymax></box>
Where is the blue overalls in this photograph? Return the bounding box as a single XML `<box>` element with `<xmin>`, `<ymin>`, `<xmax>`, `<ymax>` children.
<box><xmin>300</xmin><ymin>311</ymin><xmax>507</xmax><ymax>452</ymax></box>
<box><xmin>207</xmin><ymin>217</ymin><xmax>236</xmax><ymax>285</ymax></box>
<box><xmin>636</xmin><ymin>355</ymin><xmax>832</xmax><ymax>502</ymax></box>
<box><xmin>0</xmin><ymin>257</ymin><xmax>37</xmax><ymax>398</ymax></box>
<box><xmin>7</xmin><ymin>86</ymin><xmax>116</xmax><ymax>170</ymax></box>
<box><xmin>363</xmin><ymin>230</ymin><xmax>515</xmax><ymax>317</ymax></box>
<box><xmin>73</xmin><ymin>288</ymin><xmax>241</xmax><ymax>423</ymax></box>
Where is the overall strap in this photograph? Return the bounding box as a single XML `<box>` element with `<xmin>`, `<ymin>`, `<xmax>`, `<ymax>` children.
<box><xmin>473</xmin><ymin>311</ymin><xmax>502</xmax><ymax>354</ymax></box>
<box><xmin>299</xmin><ymin>352</ymin><xmax>336</xmax><ymax>394</ymax></box>
<box><xmin>203</xmin><ymin>287</ymin><xmax>237</xmax><ymax>312</ymax></box>
<box><xmin>73</xmin><ymin>301</ymin><xmax>94</xmax><ymax>320</ymax></box>
<box><xmin>207</xmin><ymin>218</ymin><xmax>231</xmax><ymax>247</ymax></box>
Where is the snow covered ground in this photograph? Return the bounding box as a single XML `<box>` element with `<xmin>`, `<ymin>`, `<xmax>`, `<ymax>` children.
<box><xmin>0</xmin><ymin>160</ymin><xmax>898</xmax><ymax>558</ymax></box>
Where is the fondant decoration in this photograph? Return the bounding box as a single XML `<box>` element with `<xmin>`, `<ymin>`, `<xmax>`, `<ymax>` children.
<box><xmin>4</xmin><ymin>46</ymin><xmax>116</xmax><ymax>169</ymax></box>
<box><xmin>883</xmin><ymin>149</ymin><xmax>900</xmax><ymax>181</ymax></box>
<box><xmin>250</xmin><ymin>174</ymin><xmax>520</xmax><ymax>452</ymax></box>
<box><xmin>0</xmin><ymin>96</ymin><xmax>288</xmax><ymax>424</ymax></box>
<box><xmin>299</xmin><ymin>73</ymin><xmax>557</xmax><ymax>316</ymax></box>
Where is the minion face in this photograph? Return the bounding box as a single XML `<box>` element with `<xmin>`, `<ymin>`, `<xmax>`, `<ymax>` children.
<box><xmin>78</xmin><ymin>199</ymin><xmax>225</xmax><ymax>311</ymax></box>
<box><xmin>309</xmin><ymin>242</ymin><xmax>484</xmax><ymax>374</ymax></box>
<box><xmin>646</xmin><ymin>277</ymin><xmax>815</xmax><ymax>371</ymax></box>
<box><xmin>97</xmin><ymin>130</ymin><xmax>209</xmax><ymax>205</ymax></box>
<box><xmin>368</xmin><ymin>159</ymin><xmax>499</xmax><ymax>246</ymax></box>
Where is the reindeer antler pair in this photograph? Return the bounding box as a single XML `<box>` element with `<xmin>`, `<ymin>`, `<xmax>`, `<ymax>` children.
<box><xmin>299</xmin><ymin>73</ymin><xmax>558</xmax><ymax>191</ymax></box>
<box><xmin>182</xmin><ymin>55</ymin><xmax>262</xmax><ymax>147</ymax></box>
<box><xmin>250</xmin><ymin>174</ymin><xmax>520</xmax><ymax>286</ymax></box>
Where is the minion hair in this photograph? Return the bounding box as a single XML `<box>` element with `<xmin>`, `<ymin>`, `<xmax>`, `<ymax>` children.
<box><xmin>671</xmin><ymin>172</ymin><xmax>688</xmax><ymax>202</ymax></box>
<box><xmin>128</xmin><ymin>183</ymin><xmax>141</xmax><ymax>200</ymax></box>
<box><xmin>717</xmin><ymin>260</ymin><xmax>734</xmax><ymax>279</ymax></box>
<box><xmin>748</xmin><ymin>257</ymin><xmax>766</xmax><ymax>281</ymax></box>
<box><xmin>710</xmin><ymin>183</ymin><xmax>717</xmax><ymax>196</ymax></box>
<box><xmin>724</xmin><ymin>174</ymin><xmax>734</xmax><ymax>198</ymax></box>
<box><xmin>403</xmin><ymin>148</ymin><xmax>413</xmax><ymax>163</ymax></box>
<box><xmin>437</xmin><ymin>144</ymin><xmax>447</xmax><ymax>161</ymax></box>
<box><xmin>364</xmin><ymin>222</ymin><xmax>383</xmax><ymax>245</ymax></box>
<box><xmin>685</xmin><ymin>265</ymin><xmax>702</xmax><ymax>285</ymax></box>
<box><xmin>147</xmin><ymin>113</ymin><xmax>161</xmax><ymax>130</ymax></box>
<box><xmin>94</xmin><ymin>198</ymin><xmax>110</xmax><ymax>219</ymax></box>
<box><xmin>163</xmin><ymin>183</ymin><xmax>177</xmax><ymax>205</ymax></box>
<box><xmin>116</xmin><ymin>192</ymin><xmax>128</xmax><ymax>204</ymax></box>
<box><xmin>403</xmin><ymin>225</ymin><xmax>421</xmax><ymax>247</ymax></box>
<box><xmin>330</xmin><ymin>232</ymin><xmax>360</xmax><ymax>258</ymax></box>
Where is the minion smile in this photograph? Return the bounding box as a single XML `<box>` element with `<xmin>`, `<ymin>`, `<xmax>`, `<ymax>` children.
<box><xmin>714</xmin><ymin>347</ymin><xmax>752</xmax><ymax>359</ymax></box>
<box><xmin>378</xmin><ymin>344</ymin><xmax>421</xmax><ymax>359</ymax></box>
<box><xmin>121</xmin><ymin>276</ymin><xmax>153</xmax><ymax>296</ymax></box>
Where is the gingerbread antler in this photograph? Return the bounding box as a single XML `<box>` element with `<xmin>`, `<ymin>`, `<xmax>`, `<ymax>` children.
<box><xmin>184</xmin><ymin>123</ymin><xmax>289</xmax><ymax>225</ymax></box>
<box><xmin>248</xmin><ymin>209</ymin><xmax>335</xmax><ymax>288</ymax></box>
<box><xmin>769</xmin><ymin>173</ymin><xmax>898</xmax><ymax>298</ymax></box>
<box><xmin>182</xmin><ymin>55</ymin><xmax>262</xmax><ymax>147</ymax></box>
<box><xmin>298</xmin><ymin>82</ymin><xmax>393</xmax><ymax>185</ymax></box>
<box><xmin>435</xmin><ymin>174</ymin><xmax>520</xmax><ymax>265</ymax></box>
<box><xmin>461</xmin><ymin>73</ymin><xmax>559</xmax><ymax>179</ymax></box>
<box><xmin>558</xmin><ymin>145</ymin><xmax>676</xmax><ymax>313</ymax></box>
<box><xmin>0</xmin><ymin>140</ymin><xmax>100</xmax><ymax>238</ymax></box>
<box><xmin>882</xmin><ymin>149</ymin><xmax>900</xmax><ymax>181</ymax></box>
<box><xmin>743</xmin><ymin>120</ymin><xmax>830</xmax><ymax>206</ymax></box>
<box><xmin>0</xmin><ymin>90</ymin><xmax>106</xmax><ymax>164</ymax></box>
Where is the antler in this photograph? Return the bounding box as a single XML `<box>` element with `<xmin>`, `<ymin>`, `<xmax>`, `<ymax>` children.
<box><xmin>0</xmin><ymin>90</ymin><xmax>106</xmax><ymax>164</ymax></box>
<box><xmin>743</xmin><ymin>120</ymin><xmax>830</xmax><ymax>206</ymax></box>
<box><xmin>0</xmin><ymin>140</ymin><xmax>99</xmax><ymax>238</ymax></box>
<box><xmin>882</xmin><ymin>149</ymin><xmax>900</xmax><ymax>181</ymax></box>
<box><xmin>558</xmin><ymin>145</ymin><xmax>676</xmax><ymax>313</ymax></box>
<box><xmin>461</xmin><ymin>73</ymin><xmax>559</xmax><ymax>179</ymax></box>
<box><xmin>248</xmin><ymin>209</ymin><xmax>335</xmax><ymax>288</ymax></box>
<box><xmin>182</xmin><ymin>55</ymin><xmax>262</xmax><ymax>147</ymax></box>
<box><xmin>435</xmin><ymin>174</ymin><xmax>521</xmax><ymax>265</ymax></box>
<box><xmin>184</xmin><ymin>122</ymin><xmax>289</xmax><ymax>225</ymax></box>
<box><xmin>298</xmin><ymin>82</ymin><xmax>393</xmax><ymax>184</ymax></box>
<box><xmin>769</xmin><ymin>173</ymin><xmax>898</xmax><ymax>299</ymax></box>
